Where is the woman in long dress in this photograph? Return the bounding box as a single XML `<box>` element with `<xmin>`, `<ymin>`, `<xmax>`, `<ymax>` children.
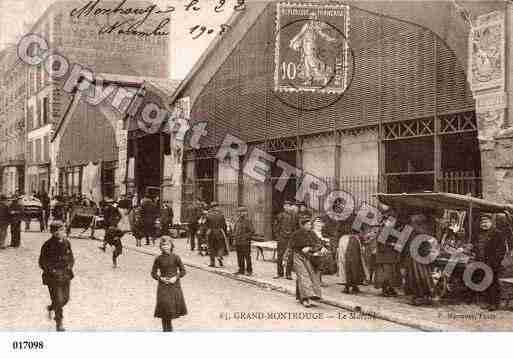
<box><xmin>403</xmin><ymin>213</ymin><xmax>436</xmax><ymax>306</ymax></box>
<box><xmin>151</xmin><ymin>236</ymin><xmax>187</xmax><ymax>331</ymax></box>
<box><xmin>337</xmin><ymin>231</ymin><xmax>368</xmax><ymax>294</ymax></box>
<box><xmin>291</xmin><ymin>217</ymin><xmax>322</xmax><ymax>308</ymax></box>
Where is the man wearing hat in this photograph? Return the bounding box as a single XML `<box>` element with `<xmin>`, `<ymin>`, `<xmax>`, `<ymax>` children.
<box><xmin>39</xmin><ymin>221</ymin><xmax>75</xmax><ymax>331</ymax></box>
<box><xmin>0</xmin><ymin>194</ymin><xmax>9</xmax><ymax>249</ymax></box>
<box><xmin>232</xmin><ymin>206</ymin><xmax>255</xmax><ymax>275</ymax></box>
<box><xmin>8</xmin><ymin>196</ymin><xmax>24</xmax><ymax>248</ymax></box>
<box><xmin>141</xmin><ymin>189</ymin><xmax>159</xmax><ymax>246</ymax></box>
<box><xmin>479</xmin><ymin>213</ymin><xmax>507</xmax><ymax>311</ymax></box>
<box><xmin>206</xmin><ymin>201</ymin><xmax>228</xmax><ymax>267</ymax></box>
<box><xmin>273</xmin><ymin>200</ymin><xmax>299</xmax><ymax>280</ymax></box>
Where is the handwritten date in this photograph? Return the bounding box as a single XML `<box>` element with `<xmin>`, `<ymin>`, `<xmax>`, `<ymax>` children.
<box><xmin>190</xmin><ymin>24</ymin><xmax>231</xmax><ymax>39</ymax></box>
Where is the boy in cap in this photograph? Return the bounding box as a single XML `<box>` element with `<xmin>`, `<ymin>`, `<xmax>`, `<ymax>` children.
<box><xmin>232</xmin><ymin>206</ymin><xmax>255</xmax><ymax>275</ymax></box>
<box><xmin>39</xmin><ymin>221</ymin><xmax>74</xmax><ymax>331</ymax></box>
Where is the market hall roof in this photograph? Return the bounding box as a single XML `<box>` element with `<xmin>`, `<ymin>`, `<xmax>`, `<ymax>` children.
<box><xmin>170</xmin><ymin>0</ymin><xmax>481</xmax><ymax>148</ymax></box>
<box><xmin>169</xmin><ymin>0</ymin><xmax>503</xmax><ymax>108</ymax></box>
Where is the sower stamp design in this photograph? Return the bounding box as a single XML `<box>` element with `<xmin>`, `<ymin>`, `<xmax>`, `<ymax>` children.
<box><xmin>274</xmin><ymin>2</ymin><xmax>350</xmax><ymax>94</ymax></box>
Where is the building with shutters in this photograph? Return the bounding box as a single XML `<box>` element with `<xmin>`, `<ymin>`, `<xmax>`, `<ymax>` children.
<box><xmin>168</xmin><ymin>0</ymin><xmax>513</xmax><ymax>240</ymax></box>
<box><xmin>0</xmin><ymin>46</ymin><xmax>27</xmax><ymax>196</ymax></box>
<box><xmin>21</xmin><ymin>0</ymin><xmax>170</xmax><ymax>197</ymax></box>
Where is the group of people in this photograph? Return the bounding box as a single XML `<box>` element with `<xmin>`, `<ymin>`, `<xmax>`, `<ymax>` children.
<box><xmin>186</xmin><ymin>198</ymin><xmax>255</xmax><ymax>274</ymax></box>
<box><xmin>272</xmin><ymin>200</ymin><xmax>511</xmax><ymax>311</ymax></box>
<box><xmin>0</xmin><ymin>194</ymin><xmax>24</xmax><ymax>249</ymax></box>
<box><xmin>39</xmin><ymin>219</ymin><xmax>188</xmax><ymax>332</ymax></box>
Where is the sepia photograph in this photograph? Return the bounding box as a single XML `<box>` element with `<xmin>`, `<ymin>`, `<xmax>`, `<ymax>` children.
<box><xmin>1</xmin><ymin>0</ymin><xmax>513</xmax><ymax>355</ymax></box>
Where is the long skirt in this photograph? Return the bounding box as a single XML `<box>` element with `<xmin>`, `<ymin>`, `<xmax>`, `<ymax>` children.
<box><xmin>337</xmin><ymin>235</ymin><xmax>368</xmax><ymax>286</ymax></box>
<box><xmin>293</xmin><ymin>252</ymin><xmax>321</xmax><ymax>302</ymax></box>
<box><xmin>403</xmin><ymin>256</ymin><xmax>434</xmax><ymax>298</ymax></box>
<box><xmin>154</xmin><ymin>281</ymin><xmax>188</xmax><ymax>319</ymax></box>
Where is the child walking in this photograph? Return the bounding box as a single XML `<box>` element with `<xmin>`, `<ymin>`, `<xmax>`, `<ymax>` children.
<box><xmin>99</xmin><ymin>227</ymin><xmax>125</xmax><ymax>268</ymax></box>
<box><xmin>151</xmin><ymin>236</ymin><xmax>187</xmax><ymax>331</ymax></box>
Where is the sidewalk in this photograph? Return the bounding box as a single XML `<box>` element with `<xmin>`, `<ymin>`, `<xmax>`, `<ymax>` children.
<box><xmin>70</xmin><ymin>227</ymin><xmax>513</xmax><ymax>331</ymax></box>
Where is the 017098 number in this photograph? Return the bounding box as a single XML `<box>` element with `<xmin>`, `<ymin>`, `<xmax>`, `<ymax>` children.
<box><xmin>12</xmin><ymin>341</ymin><xmax>45</xmax><ymax>350</ymax></box>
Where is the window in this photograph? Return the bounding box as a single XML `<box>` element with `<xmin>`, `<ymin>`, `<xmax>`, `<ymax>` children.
<box><xmin>59</xmin><ymin>166</ymin><xmax>83</xmax><ymax>196</ymax></box>
<box><xmin>36</xmin><ymin>98</ymin><xmax>41</xmax><ymax>128</ymax></box>
<box><xmin>43</xmin><ymin>135</ymin><xmax>49</xmax><ymax>162</ymax></box>
<box><xmin>27</xmin><ymin>105</ymin><xmax>33</xmax><ymax>130</ymax></box>
<box><xmin>43</xmin><ymin>97</ymin><xmax>49</xmax><ymax>125</ymax></box>
<box><xmin>35</xmin><ymin>138</ymin><xmax>42</xmax><ymax>163</ymax></box>
<box><xmin>27</xmin><ymin>141</ymin><xmax>33</xmax><ymax>164</ymax></box>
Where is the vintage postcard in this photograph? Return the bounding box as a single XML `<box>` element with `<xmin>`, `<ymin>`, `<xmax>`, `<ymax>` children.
<box><xmin>2</xmin><ymin>0</ymin><xmax>513</xmax><ymax>351</ymax></box>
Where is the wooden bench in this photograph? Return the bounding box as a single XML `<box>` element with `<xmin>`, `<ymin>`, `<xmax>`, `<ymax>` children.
<box><xmin>252</xmin><ymin>241</ymin><xmax>277</xmax><ymax>261</ymax></box>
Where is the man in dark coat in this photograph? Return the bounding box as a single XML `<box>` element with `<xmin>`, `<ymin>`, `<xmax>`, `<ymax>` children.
<box><xmin>160</xmin><ymin>201</ymin><xmax>174</xmax><ymax>236</ymax></box>
<box><xmin>39</xmin><ymin>191</ymin><xmax>50</xmax><ymax>232</ymax></box>
<box><xmin>39</xmin><ymin>221</ymin><xmax>75</xmax><ymax>331</ymax></box>
<box><xmin>141</xmin><ymin>190</ymin><xmax>158</xmax><ymax>245</ymax></box>
<box><xmin>0</xmin><ymin>194</ymin><xmax>9</xmax><ymax>249</ymax></box>
<box><xmin>8</xmin><ymin>196</ymin><xmax>24</xmax><ymax>248</ymax></box>
<box><xmin>479</xmin><ymin>213</ymin><xmax>507</xmax><ymax>311</ymax></box>
<box><xmin>232</xmin><ymin>206</ymin><xmax>255</xmax><ymax>276</ymax></box>
<box><xmin>206</xmin><ymin>202</ymin><xmax>228</xmax><ymax>267</ymax></box>
<box><xmin>374</xmin><ymin>207</ymin><xmax>401</xmax><ymax>297</ymax></box>
<box><xmin>273</xmin><ymin>201</ymin><xmax>298</xmax><ymax>280</ymax></box>
<box><xmin>188</xmin><ymin>198</ymin><xmax>203</xmax><ymax>251</ymax></box>
<box><xmin>52</xmin><ymin>196</ymin><xmax>66</xmax><ymax>222</ymax></box>
<box><xmin>102</xmin><ymin>198</ymin><xmax>121</xmax><ymax>229</ymax></box>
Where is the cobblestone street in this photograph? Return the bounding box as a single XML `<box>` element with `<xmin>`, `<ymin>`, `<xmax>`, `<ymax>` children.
<box><xmin>0</xmin><ymin>230</ymin><xmax>412</xmax><ymax>331</ymax></box>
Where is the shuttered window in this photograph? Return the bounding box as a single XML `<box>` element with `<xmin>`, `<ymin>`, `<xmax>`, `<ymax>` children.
<box><xmin>35</xmin><ymin>138</ymin><xmax>42</xmax><ymax>163</ymax></box>
<box><xmin>43</xmin><ymin>135</ymin><xmax>49</xmax><ymax>162</ymax></box>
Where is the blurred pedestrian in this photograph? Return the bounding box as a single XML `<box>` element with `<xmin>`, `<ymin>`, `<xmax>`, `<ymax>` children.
<box><xmin>40</xmin><ymin>190</ymin><xmax>51</xmax><ymax>231</ymax></box>
<box><xmin>100</xmin><ymin>227</ymin><xmax>125</xmax><ymax>268</ymax></box>
<box><xmin>39</xmin><ymin>221</ymin><xmax>74</xmax><ymax>331</ymax></box>
<box><xmin>206</xmin><ymin>202</ymin><xmax>228</xmax><ymax>267</ymax></box>
<box><xmin>0</xmin><ymin>194</ymin><xmax>9</xmax><ymax>249</ymax></box>
<box><xmin>8</xmin><ymin>196</ymin><xmax>24</xmax><ymax>248</ymax></box>
<box><xmin>141</xmin><ymin>189</ymin><xmax>158</xmax><ymax>246</ymax></box>
<box><xmin>160</xmin><ymin>201</ymin><xmax>174</xmax><ymax>236</ymax></box>
<box><xmin>151</xmin><ymin>236</ymin><xmax>187</xmax><ymax>332</ymax></box>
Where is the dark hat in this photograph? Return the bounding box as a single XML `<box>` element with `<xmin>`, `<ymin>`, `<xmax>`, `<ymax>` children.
<box><xmin>49</xmin><ymin>220</ymin><xmax>65</xmax><ymax>233</ymax></box>
<box><xmin>237</xmin><ymin>206</ymin><xmax>248</xmax><ymax>212</ymax></box>
<box><xmin>0</xmin><ymin>194</ymin><xmax>7</xmax><ymax>200</ymax></box>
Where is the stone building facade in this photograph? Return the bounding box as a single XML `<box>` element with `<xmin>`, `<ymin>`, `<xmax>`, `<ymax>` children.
<box><xmin>0</xmin><ymin>46</ymin><xmax>27</xmax><ymax>196</ymax></box>
<box><xmin>0</xmin><ymin>0</ymin><xmax>170</xmax><ymax>197</ymax></box>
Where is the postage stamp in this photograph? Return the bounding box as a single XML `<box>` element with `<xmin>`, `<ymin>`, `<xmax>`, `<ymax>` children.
<box><xmin>274</xmin><ymin>2</ymin><xmax>350</xmax><ymax>94</ymax></box>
